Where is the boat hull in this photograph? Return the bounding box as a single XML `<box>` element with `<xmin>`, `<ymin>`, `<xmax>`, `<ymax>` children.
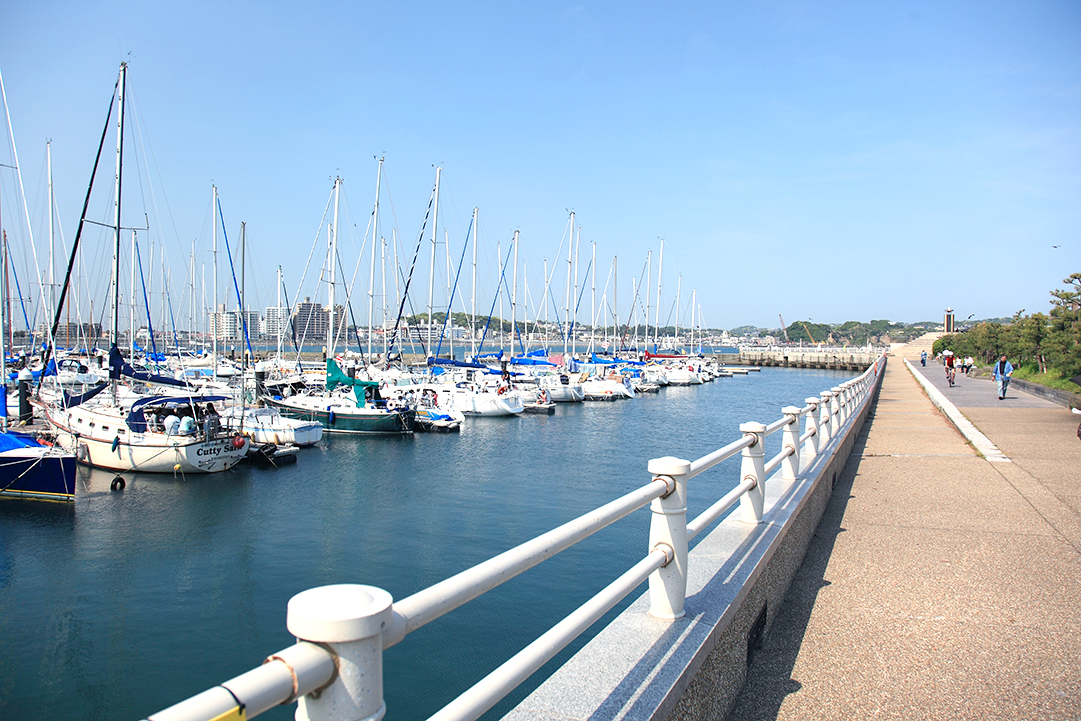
<box><xmin>264</xmin><ymin>397</ymin><xmax>415</xmax><ymax>434</ymax></box>
<box><xmin>0</xmin><ymin>448</ymin><xmax>77</xmax><ymax>501</ymax></box>
<box><xmin>43</xmin><ymin>405</ymin><xmax>249</xmax><ymax>474</ymax></box>
<box><xmin>220</xmin><ymin>408</ymin><xmax>323</xmax><ymax>446</ymax></box>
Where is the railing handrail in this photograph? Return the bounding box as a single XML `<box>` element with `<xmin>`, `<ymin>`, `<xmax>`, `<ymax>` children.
<box><xmin>146</xmin><ymin>353</ymin><xmax>887</xmax><ymax>721</ymax></box>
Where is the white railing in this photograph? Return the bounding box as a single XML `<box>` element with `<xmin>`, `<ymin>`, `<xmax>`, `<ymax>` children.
<box><xmin>145</xmin><ymin>354</ymin><xmax>886</xmax><ymax>721</ymax></box>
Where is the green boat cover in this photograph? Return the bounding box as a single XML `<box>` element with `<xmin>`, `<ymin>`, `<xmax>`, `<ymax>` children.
<box><xmin>326</xmin><ymin>359</ymin><xmax>381</xmax><ymax>407</ymax></box>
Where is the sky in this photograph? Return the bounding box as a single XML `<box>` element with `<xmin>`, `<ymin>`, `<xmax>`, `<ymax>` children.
<box><xmin>1</xmin><ymin>1</ymin><xmax>1079</xmax><ymax>334</ymax></box>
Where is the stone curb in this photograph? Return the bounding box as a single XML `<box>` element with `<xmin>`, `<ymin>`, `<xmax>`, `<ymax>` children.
<box><xmin>903</xmin><ymin>358</ymin><xmax>1010</xmax><ymax>463</ymax></box>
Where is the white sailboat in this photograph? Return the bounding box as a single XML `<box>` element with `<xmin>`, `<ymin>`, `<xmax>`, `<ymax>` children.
<box><xmin>40</xmin><ymin>63</ymin><xmax>249</xmax><ymax>473</ymax></box>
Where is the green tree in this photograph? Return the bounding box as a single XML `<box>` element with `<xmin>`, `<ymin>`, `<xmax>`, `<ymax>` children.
<box><xmin>1046</xmin><ymin>273</ymin><xmax>1081</xmax><ymax>379</ymax></box>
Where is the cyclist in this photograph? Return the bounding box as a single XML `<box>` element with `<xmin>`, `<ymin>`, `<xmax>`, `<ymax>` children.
<box><xmin>944</xmin><ymin>352</ymin><xmax>956</xmax><ymax>387</ymax></box>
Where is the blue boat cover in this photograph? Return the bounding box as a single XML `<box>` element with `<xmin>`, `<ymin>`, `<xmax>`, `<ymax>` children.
<box><xmin>109</xmin><ymin>345</ymin><xmax>187</xmax><ymax>388</ymax></box>
<box><xmin>0</xmin><ymin>431</ymin><xmax>40</xmax><ymax>452</ymax></box>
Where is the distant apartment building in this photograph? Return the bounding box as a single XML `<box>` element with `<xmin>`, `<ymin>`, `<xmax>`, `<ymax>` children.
<box><xmin>291</xmin><ymin>298</ymin><xmax>346</xmax><ymax>346</ymax></box>
<box><xmin>264</xmin><ymin>306</ymin><xmax>291</xmax><ymax>340</ymax></box>
<box><xmin>211</xmin><ymin>305</ymin><xmax>262</xmax><ymax>342</ymax></box>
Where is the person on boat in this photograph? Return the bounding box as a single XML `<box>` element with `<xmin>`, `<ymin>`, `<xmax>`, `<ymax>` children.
<box><xmin>163</xmin><ymin>414</ymin><xmax>181</xmax><ymax>436</ymax></box>
<box><xmin>538</xmin><ymin>388</ymin><xmax>550</xmax><ymax>404</ymax></box>
<box><xmin>179</xmin><ymin>415</ymin><xmax>197</xmax><ymax>435</ymax></box>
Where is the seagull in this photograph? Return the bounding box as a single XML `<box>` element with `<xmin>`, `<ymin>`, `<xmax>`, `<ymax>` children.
<box><xmin>1053</xmin><ymin>245</ymin><xmax>1061</xmax><ymax>248</ymax></box>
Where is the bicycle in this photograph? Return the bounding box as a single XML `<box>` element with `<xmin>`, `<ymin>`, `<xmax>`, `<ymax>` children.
<box><xmin>946</xmin><ymin>365</ymin><xmax>956</xmax><ymax>388</ymax></box>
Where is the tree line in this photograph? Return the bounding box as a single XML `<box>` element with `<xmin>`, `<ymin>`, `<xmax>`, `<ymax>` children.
<box><xmin>932</xmin><ymin>273</ymin><xmax>1081</xmax><ymax>382</ymax></box>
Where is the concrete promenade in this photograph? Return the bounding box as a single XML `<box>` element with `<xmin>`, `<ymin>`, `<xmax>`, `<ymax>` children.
<box><xmin>727</xmin><ymin>335</ymin><xmax>1081</xmax><ymax>720</ymax></box>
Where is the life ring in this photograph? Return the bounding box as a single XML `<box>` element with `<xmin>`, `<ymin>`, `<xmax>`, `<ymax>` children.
<box><xmin>497</xmin><ymin>385</ymin><xmax>508</xmax><ymax>396</ymax></box>
<box><xmin>110</xmin><ymin>476</ymin><xmax>126</xmax><ymax>491</ymax></box>
<box><xmin>386</xmin><ymin>399</ymin><xmax>398</xmax><ymax>411</ymax></box>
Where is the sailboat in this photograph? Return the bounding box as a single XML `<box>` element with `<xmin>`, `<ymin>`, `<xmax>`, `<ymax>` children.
<box><xmin>0</xmin><ymin>65</ymin><xmax>78</xmax><ymax>500</ymax></box>
<box><xmin>261</xmin><ymin>177</ymin><xmax>414</xmax><ymax>435</ymax></box>
<box><xmin>38</xmin><ymin>62</ymin><xmax>249</xmax><ymax>473</ymax></box>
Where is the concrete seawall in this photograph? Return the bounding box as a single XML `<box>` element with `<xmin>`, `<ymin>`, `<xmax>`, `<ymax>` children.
<box><xmin>504</xmin><ymin>362</ymin><xmax>884</xmax><ymax>721</ymax></box>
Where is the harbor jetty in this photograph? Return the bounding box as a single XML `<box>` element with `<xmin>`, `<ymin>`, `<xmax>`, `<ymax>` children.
<box><xmin>728</xmin><ymin>334</ymin><xmax>1081</xmax><ymax>720</ymax></box>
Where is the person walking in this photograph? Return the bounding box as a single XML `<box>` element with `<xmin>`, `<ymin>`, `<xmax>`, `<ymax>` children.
<box><xmin>920</xmin><ymin>350</ymin><xmax>927</xmax><ymax>367</ymax></box>
<box><xmin>992</xmin><ymin>355</ymin><xmax>1013</xmax><ymax>400</ymax></box>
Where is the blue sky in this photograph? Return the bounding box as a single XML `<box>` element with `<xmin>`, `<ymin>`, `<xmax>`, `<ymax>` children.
<box><xmin>1</xmin><ymin>1</ymin><xmax>1078</xmax><ymax>333</ymax></box>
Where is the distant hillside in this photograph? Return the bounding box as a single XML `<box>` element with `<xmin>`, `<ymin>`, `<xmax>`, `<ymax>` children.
<box><xmin>729</xmin><ymin>320</ymin><xmax>935</xmax><ymax>345</ymax></box>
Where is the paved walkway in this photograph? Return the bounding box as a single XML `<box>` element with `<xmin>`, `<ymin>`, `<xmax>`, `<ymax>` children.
<box><xmin>728</xmin><ymin>334</ymin><xmax>1081</xmax><ymax>720</ymax></box>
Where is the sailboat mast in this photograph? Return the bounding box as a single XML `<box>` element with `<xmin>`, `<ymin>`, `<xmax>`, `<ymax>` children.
<box><xmin>276</xmin><ymin>265</ymin><xmax>283</xmax><ymax>361</ymax></box>
<box><xmin>654</xmin><ymin>239</ymin><xmax>664</xmax><ymax>351</ymax></box>
<box><xmin>0</xmin><ymin>230</ymin><xmax>7</xmax><ymax>430</ymax></box>
<box><xmin>564</xmin><ymin>212</ymin><xmax>573</xmax><ymax>357</ymax></box>
<box><xmin>47</xmin><ymin>140</ymin><xmax>55</xmax><ymax>318</ymax></box>
<box><xmin>675</xmin><ymin>274</ymin><xmax>681</xmax><ymax>350</ymax></box>
<box><xmin>129</xmin><ymin>230</ymin><xmax>137</xmax><ymax>358</ymax></box>
<box><xmin>212</xmin><ymin>184</ymin><xmax>218</xmax><ymax>381</ymax></box>
<box><xmin>445</xmin><ymin>229</ymin><xmax>452</xmax><ymax>359</ymax></box>
<box><xmin>427</xmin><ymin>166</ymin><xmax>441</xmax><ymax>358</ymax></box>
<box><xmin>511</xmin><ymin>229</ymin><xmax>519</xmax><ymax>357</ymax></box>
<box><xmin>590</xmin><ymin>242</ymin><xmax>596</xmax><ymax>355</ymax></box>
<box><xmin>240</xmin><ymin>221</ymin><xmax>246</xmax><ymax>368</ymax></box>
<box><xmin>3</xmin><ymin>231</ymin><xmax>9</xmax><ymax>352</ymax></box>
<box><xmin>391</xmin><ymin>229</ymin><xmax>400</xmax><ymax>359</ymax></box>
<box><xmin>570</xmin><ymin>222</ymin><xmax>579</xmax><ymax>358</ymax></box>
<box><xmin>328</xmin><ymin>177</ymin><xmax>340</xmax><ymax>358</ymax></box>
<box><xmin>543</xmin><ymin>258</ymin><xmax>548</xmax><ymax>352</ymax></box>
<box><xmin>368</xmin><ymin>157</ymin><xmax>382</xmax><ymax>364</ymax></box>
<box><xmin>497</xmin><ymin>240</ymin><xmax>503</xmax><ymax>357</ymax></box>
<box><xmin>691</xmin><ymin>288</ymin><xmax>697</xmax><ymax>354</ymax></box>
<box><xmin>189</xmin><ymin>241</ymin><xmax>195</xmax><ymax>348</ymax></box>
<box><xmin>111</xmin><ymin>62</ymin><xmax>126</xmax><ymax>351</ymax></box>
<box><xmin>645</xmin><ymin>250</ymin><xmax>651</xmax><ymax>352</ymax></box>
<box><xmin>612</xmin><ymin>255</ymin><xmax>618</xmax><ymax>353</ymax></box>
<box><xmin>381</xmin><ymin>235</ymin><xmax>387</xmax><ymax>360</ymax></box>
<box><xmin>471</xmin><ymin>207</ymin><xmax>477</xmax><ymax>357</ymax></box>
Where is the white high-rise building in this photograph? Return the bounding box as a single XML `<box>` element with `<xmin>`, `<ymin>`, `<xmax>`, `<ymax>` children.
<box><xmin>265</xmin><ymin>306</ymin><xmax>290</xmax><ymax>340</ymax></box>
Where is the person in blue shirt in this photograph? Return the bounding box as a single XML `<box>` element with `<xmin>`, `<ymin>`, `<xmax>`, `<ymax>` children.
<box><xmin>920</xmin><ymin>350</ymin><xmax>927</xmax><ymax>366</ymax></box>
<box><xmin>992</xmin><ymin>355</ymin><xmax>1013</xmax><ymax>400</ymax></box>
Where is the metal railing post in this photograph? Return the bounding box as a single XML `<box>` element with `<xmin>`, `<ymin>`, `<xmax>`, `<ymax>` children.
<box><xmin>803</xmin><ymin>397</ymin><xmax>820</xmax><ymax>457</ymax></box>
<box><xmin>646</xmin><ymin>456</ymin><xmax>690</xmax><ymax>620</ymax></box>
<box><xmin>818</xmin><ymin>391</ymin><xmax>833</xmax><ymax>446</ymax></box>
<box><xmin>738</xmin><ymin>422</ymin><xmax>767</xmax><ymax>523</ymax></box>
<box><xmin>288</xmin><ymin>584</ymin><xmax>394</xmax><ymax>721</ymax></box>
<box><xmin>780</xmin><ymin>407</ymin><xmax>801</xmax><ymax>480</ymax></box>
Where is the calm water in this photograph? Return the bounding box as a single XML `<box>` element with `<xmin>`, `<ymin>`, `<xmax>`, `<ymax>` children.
<box><xmin>0</xmin><ymin>367</ymin><xmax>853</xmax><ymax>721</ymax></box>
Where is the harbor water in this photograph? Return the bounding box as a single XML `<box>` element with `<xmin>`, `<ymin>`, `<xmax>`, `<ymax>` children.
<box><xmin>0</xmin><ymin>367</ymin><xmax>855</xmax><ymax>721</ymax></box>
